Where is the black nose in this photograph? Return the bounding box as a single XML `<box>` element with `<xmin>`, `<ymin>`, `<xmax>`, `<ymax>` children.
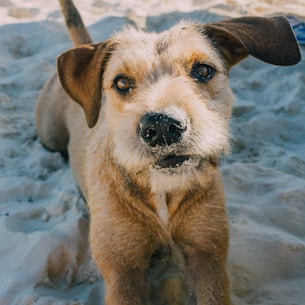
<box><xmin>139</xmin><ymin>113</ymin><xmax>186</xmax><ymax>147</ymax></box>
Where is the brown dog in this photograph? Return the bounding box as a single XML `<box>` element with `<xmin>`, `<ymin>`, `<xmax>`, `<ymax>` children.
<box><xmin>35</xmin><ymin>1</ymin><xmax>301</xmax><ymax>304</ymax></box>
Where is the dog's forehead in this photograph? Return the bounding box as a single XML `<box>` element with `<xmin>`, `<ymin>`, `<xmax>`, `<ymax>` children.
<box><xmin>107</xmin><ymin>22</ymin><xmax>222</xmax><ymax>73</ymax></box>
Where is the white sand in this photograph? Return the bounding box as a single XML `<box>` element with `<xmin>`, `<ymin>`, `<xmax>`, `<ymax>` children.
<box><xmin>0</xmin><ymin>1</ymin><xmax>304</xmax><ymax>304</ymax></box>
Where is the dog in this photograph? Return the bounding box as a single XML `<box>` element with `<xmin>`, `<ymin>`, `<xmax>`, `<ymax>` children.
<box><xmin>35</xmin><ymin>0</ymin><xmax>301</xmax><ymax>304</ymax></box>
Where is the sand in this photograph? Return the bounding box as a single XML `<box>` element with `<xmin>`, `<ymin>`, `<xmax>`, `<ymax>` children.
<box><xmin>0</xmin><ymin>0</ymin><xmax>304</xmax><ymax>304</ymax></box>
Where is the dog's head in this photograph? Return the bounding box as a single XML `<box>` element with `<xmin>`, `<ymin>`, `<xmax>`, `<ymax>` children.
<box><xmin>58</xmin><ymin>16</ymin><xmax>300</xmax><ymax>192</ymax></box>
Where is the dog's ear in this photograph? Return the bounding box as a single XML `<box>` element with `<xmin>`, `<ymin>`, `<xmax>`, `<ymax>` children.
<box><xmin>203</xmin><ymin>16</ymin><xmax>301</xmax><ymax>67</ymax></box>
<box><xmin>57</xmin><ymin>42</ymin><xmax>112</xmax><ymax>128</ymax></box>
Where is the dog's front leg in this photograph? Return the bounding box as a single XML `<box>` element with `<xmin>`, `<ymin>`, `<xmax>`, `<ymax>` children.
<box><xmin>103</xmin><ymin>267</ymin><xmax>149</xmax><ymax>305</ymax></box>
<box><xmin>172</xmin><ymin>177</ymin><xmax>231</xmax><ymax>305</ymax></box>
<box><xmin>92</xmin><ymin>230</ymin><xmax>152</xmax><ymax>305</ymax></box>
<box><xmin>91</xmin><ymin>234</ymin><xmax>153</xmax><ymax>305</ymax></box>
<box><xmin>185</xmin><ymin>250</ymin><xmax>231</xmax><ymax>305</ymax></box>
<box><xmin>89</xmin><ymin>201</ymin><xmax>160</xmax><ymax>305</ymax></box>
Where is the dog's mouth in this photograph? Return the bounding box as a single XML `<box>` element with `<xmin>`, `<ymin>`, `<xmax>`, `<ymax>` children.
<box><xmin>155</xmin><ymin>155</ymin><xmax>190</xmax><ymax>169</ymax></box>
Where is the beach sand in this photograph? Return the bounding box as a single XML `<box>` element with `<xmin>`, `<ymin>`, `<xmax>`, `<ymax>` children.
<box><xmin>0</xmin><ymin>1</ymin><xmax>304</xmax><ymax>304</ymax></box>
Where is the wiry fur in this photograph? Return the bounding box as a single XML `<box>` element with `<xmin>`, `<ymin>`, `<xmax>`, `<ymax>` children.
<box><xmin>100</xmin><ymin>23</ymin><xmax>233</xmax><ymax>195</ymax></box>
<box><xmin>36</xmin><ymin>1</ymin><xmax>301</xmax><ymax>304</ymax></box>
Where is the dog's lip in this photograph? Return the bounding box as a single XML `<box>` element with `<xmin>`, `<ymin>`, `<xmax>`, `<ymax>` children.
<box><xmin>155</xmin><ymin>155</ymin><xmax>190</xmax><ymax>169</ymax></box>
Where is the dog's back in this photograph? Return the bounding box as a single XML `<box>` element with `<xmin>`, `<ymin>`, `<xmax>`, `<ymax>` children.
<box><xmin>35</xmin><ymin>0</ymin><xmax>92</xmax><ymax>156</ymax></box>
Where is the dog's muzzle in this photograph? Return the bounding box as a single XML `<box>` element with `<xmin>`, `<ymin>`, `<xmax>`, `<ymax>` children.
<box><xmin>139</xmin><ymin>112</ymin><xmax>186</xmax><ymax>147</ymax></box>
<box><xmin>138</xmin><ymin>112</ymin><xmax>190</xmax><ymax>169</ymax></box>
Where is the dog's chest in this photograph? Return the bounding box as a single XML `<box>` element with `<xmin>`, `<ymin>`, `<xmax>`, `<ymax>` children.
<box><xmin>152</xmin><ymin>192</ymin><xmax>182</xmax><ymax>226</ymax></box>
<box><xmin>154</xmin><ymin>193</ymin><xmax>169</xmax><ymax>226</ymax></box>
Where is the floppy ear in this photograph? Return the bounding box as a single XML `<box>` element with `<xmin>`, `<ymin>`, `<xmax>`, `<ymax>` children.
<box><xmin>203</xmin><ymin>16</ymin><xmax>301</xmax><ymax>67</ymax></box>
<box><xmin>57</xmin><ymin>42</ymin><xmax>113</xmax><ymax>128</ymax></box>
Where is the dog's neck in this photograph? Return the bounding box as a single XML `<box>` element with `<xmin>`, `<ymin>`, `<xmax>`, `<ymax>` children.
<box><xmin>87</xmin><ymin>141</ymin><xmax>222</xmax><ymax>227</ymax></box>
<box><xmin>114</xmin><ymin>159</ymin><xmax>221</xmax><ymax>227</ymax></box>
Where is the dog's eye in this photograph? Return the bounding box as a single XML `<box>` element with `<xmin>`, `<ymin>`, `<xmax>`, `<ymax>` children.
<box><xmin>190</xmin><ymin>63</ymin><xmax>215</xmax><ymax>83</ymax></box>
<box><xmin>114</xmin><ymin>75</ymin><xmax>134</xmax><ymax>94</ymax></box>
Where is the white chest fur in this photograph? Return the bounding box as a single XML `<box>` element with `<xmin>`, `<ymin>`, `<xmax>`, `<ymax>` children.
<box><xmin>155</xmin><ymin>192</ymin><xmax>169</xmax><ymax>226</ymax></box>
